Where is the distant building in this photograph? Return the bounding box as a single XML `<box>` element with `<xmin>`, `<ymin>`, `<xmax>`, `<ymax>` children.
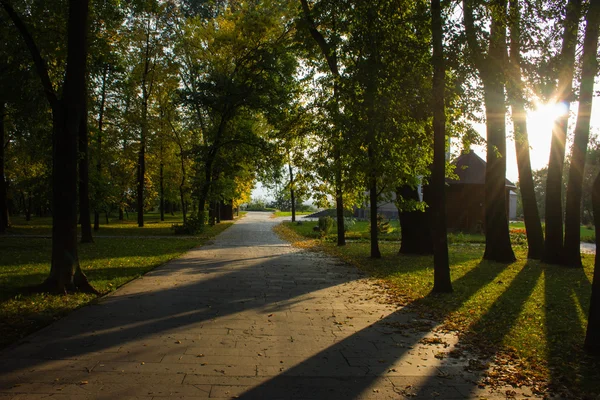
<box><xmin>446</xmin><ymin>152</ymin><xmax>517</xmax><ymax>232</ymax></box>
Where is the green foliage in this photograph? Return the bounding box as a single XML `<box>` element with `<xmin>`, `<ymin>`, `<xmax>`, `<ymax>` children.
<box><xmin>171</xmin><ymin>213</ymin><xmax>204</xmax><ymax>235</ymax></box>
<box><xmin>369</xmin><ymin>214</ymin><xmax>392</xmax><ymax>234</ymax></box>
<box><xmin>318</xmin><ymin>216</ymin><xmax>334</xmax><ymax>235</ymax></box>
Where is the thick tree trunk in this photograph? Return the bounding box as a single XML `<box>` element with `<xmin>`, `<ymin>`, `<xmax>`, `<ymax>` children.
<box><xmin>507</xmin><ymin>0</ymin><xmax>544</xmax><ymax>260</ymax></box>
<box><xmin>78</xmin><ymin>95</ymin><xmax>93</xmax><ymax>243</ymax></box>
<box><xmin>44</xmin><ymin>0</ymin><xmax>95</xmax><ymax>294</ymax></box>
<box><xmin>398</xmin><ymin>185</ymin><xmax>431</xmax><ymax>255</ymax></box>
<box><xmin>0</xmin><ymin>101</ymin><xmax>8</xmax><ymax>233</ymax></box>
<box><xmin>463</xmin><ymin>0</ymin><xmax>515</xmax><ymax>263</ymax></box>
<box><xmin>563</xmin><ymin>0</ymin><xmax>599</xmax><ymax>267</ymax></box>
<box><xmin>119</xmin><ymin>207</ymin><xmax>124</xmax><ymax>221</ymax></box>
<box><xmin>543</xmin><ymin>0</ymin><xmax>582</xmax><ymax>264</ymax></box>
<box><xmin>482</xmin><ymin>73</ymin><xmax>515</xmax><ymax>263</ymax></box>
<box><xmin>585</xmin><ymin>171</ymin><xmax>600</xmax><ymax>354</ymax></box>
<box><xmin>26</xmin><ymin>193</ymin><xmax>32</xmax><ymax>221</ymax></box>
<box><xmin>430</xmin><ymin>0</ymin><xmax>452</xmax><ymax>293</ymax></box>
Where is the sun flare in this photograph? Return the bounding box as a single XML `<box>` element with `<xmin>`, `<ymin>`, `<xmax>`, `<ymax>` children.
<box><xmin>524</xmin><ymin>102</ymin><xmax>569</xmax><ymax>170</ymax></box>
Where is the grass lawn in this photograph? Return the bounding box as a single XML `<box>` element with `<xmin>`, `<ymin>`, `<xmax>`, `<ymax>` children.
<box><xmin>510</xmin><ymin>220</ymin><xmax>595</xmax><ymax>243</ymax></box>
<box><xmin>276</xmin><ymin>221</ymin><xmax>600</xmax><ymax>397</ymax></box>
<box><xmin>5</xmin><ymin>212</ymin><xmax>204</xmax><ymax>237</ymax></box>
<box><xmin>272</xmin><ymin>211</ymin><xmax>314</xmax><ymax>217</ymax></box>
<box><xmin>0</xmin><ymin>215</ymin><xmax>234</xmax><ymax>349</ymax></box>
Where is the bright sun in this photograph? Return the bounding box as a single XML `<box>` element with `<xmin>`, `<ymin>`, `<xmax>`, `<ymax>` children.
<box><xmin>524</xmin><ymin>102</ymin><xmax>570</xmax><ymax>170</ymax></box>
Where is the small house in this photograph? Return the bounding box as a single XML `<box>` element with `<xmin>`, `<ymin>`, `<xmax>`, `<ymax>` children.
<box><xmin>446</xmin><ymin>151</ymin><xmax>516</xmax><ymax>232</ymax></box>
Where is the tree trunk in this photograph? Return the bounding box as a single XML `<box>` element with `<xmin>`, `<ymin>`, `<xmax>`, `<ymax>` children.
<box><xmin>585</xmin><ymin>170</ymin><xmax>600</xmax><ymax>356</ymax></box>
<box><xmin>43</xmin><ymin>0</ymin><xmax>96</xmax><ymax>294</ymax></box>
<box><xmin>78</xmin><ymin>93</ymin><xmax>93</xmax><ymax>243</ymax></box>
<box><xmin>288</xmin><ymin>161</ymin><xmax>295</xmax><ymax>223</ymax></box>
<box><xmin>398</xmin><ymin>185</ymin><xmax>431</xmax><ymax>255</ymax></box>
<box><xmin>119</xmin><ymin>207</ymin><xmax>124</xmax><ymax>221</ymax></box>
<box><xmin>543</xmin><ymin>0</ymin><xmax>582</xmax><ymax>264</ymax></box>
<box><xmin>430</xmin><ymin>0</ymin><xmax>452</xmax><ymax>293</ymax></box>
<box><xmin>464</xmin><ymin>0</ymin><xmax>515</xmax><ymax>263</ymax></box>
<box><xmin>368</xmin><ymin>146</ymin><xmax>381</xmax><ymax>259</ymax></box>
<box><xmin>26</xmin><ymin>193</ymin><xmax>32</xmax><ymax>221</ymax></box>
<box><xmin>563</xmin><ymin>0</ymin><xmax>599</xmax><ymax>267</ymax></box>
<box><xmin>159</xmin><ymin>161</ymin><xmax>165</xmax><ymax>222</ymax></box>
<box><xmin>585</xmin><ymin>170</ymin><xmax>600</xmax><ymax>354</ymax></box>
<box><xmin>94</xmin><ymin>64</ymin><xmax>108</xmax><ymax>232</ymax></box>
<box><xmin>507</xmin><ymin>0</ymin><xmax>544</xmax><ymax>260</ymax></box>
<box><xmin>0</xmin><ymin>101</ymin><xmax>8</xmax><ymax>233</ymax></box>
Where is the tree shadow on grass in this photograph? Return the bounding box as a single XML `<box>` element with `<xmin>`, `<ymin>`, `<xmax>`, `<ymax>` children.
<box><xmin>544</xmin><ymin>264</ymin><xmax>600</xmax><ymax>397</ymax></box>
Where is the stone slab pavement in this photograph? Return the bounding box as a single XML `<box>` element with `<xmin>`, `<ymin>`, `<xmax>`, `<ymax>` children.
<box><xmin>0</xmin><ymin>212</ymin><xmax>537</xmax><ymax>399</ymax></box>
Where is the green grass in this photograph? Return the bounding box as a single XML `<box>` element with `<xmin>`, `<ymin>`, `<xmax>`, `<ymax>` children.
<box><xmin>0</xmin><ymin>218</ymin><xmax>233</xmax><ymax>349</ymax></box>
<box><xmin>277</xmin><ymin>222</ymin><xmax>600</xmax><ymax>397</ymax></box>
<box><xmin>291</xmin><ymin>219</ymin><xmax>402</xmax><ymax>241</ymax></box>
<box><xmin>273</xmin><ymin>211</ymin><xmax>314</xmax><ymax>217</ymax></box>
<box><xmin>510</xmin><ymin>220</ymin><xmax>595</xmax><ymax>243</ymax></box>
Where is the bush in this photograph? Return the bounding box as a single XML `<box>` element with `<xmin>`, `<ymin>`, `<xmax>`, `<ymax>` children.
<box><xmin>318</xmin><ymin>216</ymin><xmax>334</xmax><ymax>236</ymax></box>
<box><xmin>343</xmin><ymin>217</ymin><xmax>356</xmax><ymax>232</ymax></box>
<box><xmin>375</xmin><ymin>214</ymin><xmax>392</xmax><ymax>234</ymax></box>
<box><xmin>172</xmin><ymin>213</ymin><xmax>204</xmax><ymax>235</ymax></box>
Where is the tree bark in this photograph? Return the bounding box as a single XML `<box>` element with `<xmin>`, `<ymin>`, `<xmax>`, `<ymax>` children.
<box><xmin>368</xmin><ymin>146</ymin><xmax>381</xmax><ymax>258</ymax></box>
<box><xmin>563</xmin><ymin>0</ymin><xmax>599</xmax><ymax>267</ymax></box>
<box><xmin>288</xmin><ymin>160</ymin><xmax>295</xmax><ymax>222</ymax></box>
<box><xmin>160</xmin><ymin>161</ymin><xmax>165</xmax><ymax>222</ymax></box>
<box><xmin>430</xmin><ymin>0</ymin><xmax>452</xmax><ymax>292</ymax></box>
<box><xmin>463</xmin><ymin>0</ymin><xmax>515</xmax><ymax>263</ymax></box>
<box><xmin>585</xmin><ymin>170</ymin><xmax>600</xmax><ymax>354</ymax></box>
<box><xmin>506</xmin><ymin>0</ymin><xmax>544</xmax><ymax>260</ymax></box>
<box><xmin>44</xmin><ymin>0</ymin><xmax>96</xmax><ymax>293</ymax></box>
<box><xmin>0</xmin><ymin>101</ymin><xmax>8</xmax><ymax>233</ymax></box>
<box><xmin>543</xmin><ymin>0</ymin><xmax>582</xmax><ymax>264</ymax></box>
<box><xmin>78</xmin><ymin>93</ymin><xmax>93</xmax><ymax>243</ymax></box>
<box><xmin>94</xmin><ymin>64</ymin><xmax>108</xmax><ymax>231</ymax></box>
<box><xmin>397</xmin><ymin>185</ymin><xmax>432</xmax><ymax>255</ymax></box>
<box><xmin>300</xmin><ymin>0</ymin><xmax>345</xmax><ymax>246</ymax></box>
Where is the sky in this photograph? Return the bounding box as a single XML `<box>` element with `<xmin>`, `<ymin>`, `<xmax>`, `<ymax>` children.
<box><xmin>470</xmin><ymin>93</ymin><xmax>600</xmax><ymax>183</ymax></box>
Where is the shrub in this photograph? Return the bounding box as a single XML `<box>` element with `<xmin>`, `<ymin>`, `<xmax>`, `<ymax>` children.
<box><xmin>172</xmin><ymin>213</ymin><xmax>204</xmax><ymax>235</ymax></box>
<box><xmin>343</xmin><ymin>217</ymin><xmax>356</xmax><ymax>232</ymax></box>
<box><xmin>376</xmin><ymin>214</ymin><xmax>392</xmax><ymax>234</ymax></box>
<box><xmin>318</xmin><ymin>216</ymin><xmax>334</xmax><ymax>235</ymax></box>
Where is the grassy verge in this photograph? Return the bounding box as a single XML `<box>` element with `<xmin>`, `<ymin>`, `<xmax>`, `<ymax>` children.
<box><xmin>510</xmin><ymin>220</ymin><xmax>595</xmax><ymax>243</ymax></box>
<box><xmin>4</xmin><ymin>212</ymin><xmax>241</xmax><ymax>237</ymax></box>
<box><xmin>272</xmin><ymin>211</ymin><xmax>314</xmax><ymax>217</ymax></box>
<box><xmin>275</xmin><ymin>222</ymin><xmax>600</xmax><ymax>397</ymax></box>
<box><xmin>0</xmin><ymin>221</ymin><xmax>232</xmax><ymax>349</ymax></box>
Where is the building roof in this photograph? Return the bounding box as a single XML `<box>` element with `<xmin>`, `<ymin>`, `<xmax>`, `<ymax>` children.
<box><xmin>447</xmin><ymin>151</ymin><xmax>516</xmax><ymax>189</ymax></box>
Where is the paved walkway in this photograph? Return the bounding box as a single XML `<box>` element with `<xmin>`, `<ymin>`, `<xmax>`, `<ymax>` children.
<box><xmin>0</xmin><ymin>212</ymin><xmax>533</xmax><ymax>399</ymax></box>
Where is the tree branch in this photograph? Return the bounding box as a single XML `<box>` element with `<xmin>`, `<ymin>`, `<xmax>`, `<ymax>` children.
<box><xmin>0</xmin><ymin>0</ymin><xmax>58</xmax><ymax>109</ymax></box>
<box><xmin>299</xmin><ymin>0</ymin><xmax>339</xmax><ymax>78</ymax></box>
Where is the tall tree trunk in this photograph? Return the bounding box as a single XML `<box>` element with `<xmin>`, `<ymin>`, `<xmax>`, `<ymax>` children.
<box><xmin>78</xmin><ymin>93</ymin><xmax>93</xmax><ymax>243</ymax></box>
<box><xmin>26</xmin><ymin>193</ymin><xmax>32</xmax><ymax>221</ymax></box>
<box><xmin>431</xmin><ymin>0</ymin><xmax>452</xmax><ymax>292</ymax></box>
<box><xmin>300</xmin><ymin>0</ymin><xmax>345</xmax><ymax>246</ymax></box>
<box><xmin>0</xmin><ymin>101</ymin><xmax>8</xmax><ymax>233</ymax></box>
<box><xmin>563</xmin><ymin>0</ymin><xmax>599</xmax><ymax>267</ymax></box>
<box><xmin>507</xmin><ymin>0</ymin><xmax>544</xmax><ymax>260</ymax></box>
<box><xmin>288</xmin><ymin>160</ymin><xmax>295</xmax><ymax>222</ymax></box>
<box><xmin>585</xmin><ymin>171</ymin><xmax>600</xmax><ymax>354</ymax></box>
<box><xmin>463</xmin><ymin>0</ymin><xmax>515</xmax><ymax>263</ymax></box>
<box><xmin>543</xmin><ymin>0</ymin><xmax>582</xmax><ymax>264</ymax></box>
<box><xmin>44</xmin><ymin>0</ymin><xmax>95</xmax><ymax>293</ymax></box>
<box><xmin>159</xmin><ymin>161</ymin><xmax>165</xmax><ymax>222</ymax></box>
<box><xmin>397</xmin><ymin>185</ymin><xmax>431</xmax><ymax>255</ymax></box>
<box><xmin>94</xmin><ymin>64</ymin><xmax>108</xmax><ymax>231</ymax></box>
<box><xmin>368</xmin><ymin>146</ymin><xmax>381</xmax><ymax>259</ymax></box>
